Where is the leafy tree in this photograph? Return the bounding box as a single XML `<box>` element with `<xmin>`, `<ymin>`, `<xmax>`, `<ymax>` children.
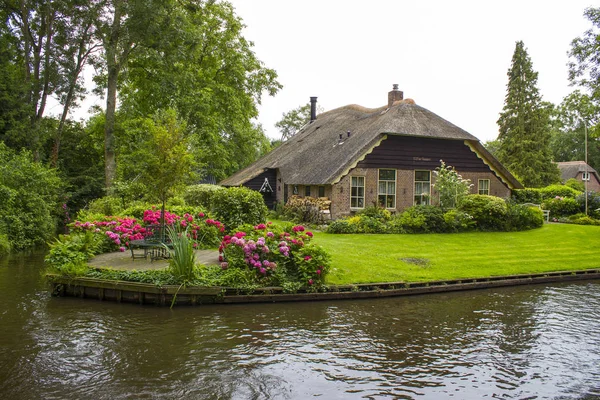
<box><xmin>549</xmin><ymin>91</ymin><xmax>600</xmax><ymax>171</ymax></box>
<box><xmin>118</xmin><ymin>109</ymin><xmax>196</xmax><ymax>230</ymax></box>
<box><xmin>1</xmin><ymin>0</ymin><xmax>100</xmax><ymax>161</ymax></box>
<box><xmin>84</xmin><ymin>0</ymin><xmax>282</xmax><ymax>186</ymax></box>
<box><xmin>496</xmin><ymin>41</ymin><xmax>560</xmax><ymax>187</ymax></box>
<box><xmin>569</xmin><ymin>7</ymin><xmax>600</xmax><ymax>100</ymax></box>
<box><xmin>275</xmin><ymin>104</ymin><xmax>311</xmax><ymax>141</ymax></box>
<box><xmin>275</xmin><ymin>102</ymin><xmax>324</xmax><ymax>141</ymax></box>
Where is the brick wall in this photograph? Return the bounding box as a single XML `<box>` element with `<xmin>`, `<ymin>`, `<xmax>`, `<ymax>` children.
<box><xmin>329</xmin><ymin>168</ymin><xmax>513</xmax><ymax>219</ymax></box>
<box><xmin>577</xmin><ymin>172</ymin><xmax>600</xmax><ymax>192</ymax></box>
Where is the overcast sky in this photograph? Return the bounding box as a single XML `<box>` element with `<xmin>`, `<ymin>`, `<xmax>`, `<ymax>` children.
<box><xmin>227</xmin><ymin>0</ymin><xmax>594</xmax><ymax>143</ymax></box>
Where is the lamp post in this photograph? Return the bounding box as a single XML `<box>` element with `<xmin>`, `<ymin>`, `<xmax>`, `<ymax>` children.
<box><xmin>584</xmin><ymin>121</ymin><xmax>588</xmax><ymax>216</ymax></box>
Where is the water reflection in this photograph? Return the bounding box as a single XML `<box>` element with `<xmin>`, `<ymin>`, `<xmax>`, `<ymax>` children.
<box><xmin>1</xmin><ymin>252</ymin><xmax>599</xmax><ymax>399</ymax></box>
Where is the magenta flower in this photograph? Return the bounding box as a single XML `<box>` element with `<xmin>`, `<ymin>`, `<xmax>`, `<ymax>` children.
<box><xmin>221</xmin><ymin>262</ymin><xmax>229</xmax><ymax>270</ymax></box>
<box><xmin>304</xmin><ymin>255</ymin><xmax>312</xmax><ymax>261</ymax></box>
<box><xmin>119</xmin><ymin>246</ymin><xmax>126</xmax><ymax>252</ymax></box>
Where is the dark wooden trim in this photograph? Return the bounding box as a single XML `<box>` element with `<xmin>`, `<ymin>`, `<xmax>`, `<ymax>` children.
<box><xmin>357</xmin><ymin>136</ymin><xmax>492</xmax><ymax>172</ymax></box>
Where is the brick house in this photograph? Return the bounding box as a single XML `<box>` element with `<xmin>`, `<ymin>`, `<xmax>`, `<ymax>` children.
<box><xmin>221</xmin><ymin>86</ymin><xmax>523</xmax><ymax>219</ymax></box>
<box><xmin>557</xmin><ymin>161</ymin><xmax>600</xmax><ymax>192</ymax></box>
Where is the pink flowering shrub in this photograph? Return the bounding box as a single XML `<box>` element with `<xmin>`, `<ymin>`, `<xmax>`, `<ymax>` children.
<box><xmin>70</xmin><ymin>209</ymin><xmax>225</xmax><ymax>252</ymax></box>
<box><xmin>219</xmin><ymin>223</ymin><xmax>330</xmax><ymax>288</ymax></box>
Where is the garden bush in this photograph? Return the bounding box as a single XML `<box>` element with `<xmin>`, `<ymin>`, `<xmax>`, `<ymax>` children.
<box><xmin>0</xmin><ymin>143</ymin><xmax>63</xmax><ymax>250</ymax></box>
<box><xmin>326</xmin><ymin>218</ymin><xmax>360</xmax><ymax>234</ymax></box>
<box><xmin>443</xmin><ymin>210</ymin><xmax>476</xmax><ymax>232</ymax></box>
<box><xmin>560</xmin><ymin>213</ymin><xmax>600</xmax><ymax>226</ymax></box>
<box><xmin>0</xmin><ymin>234</ymin><xmax>10</xmax><ymax>256</ymax></box>
<box><xmin>538</xmin><ymin>184</ymin><xmax>581</xmax><ymax>200</ymax></box>
<box><xmin>80</xmin><ymin>196</ymin><xmax>124</xmax><ymax>218</ymax></box>
<box><xmin>396</xmin><ymin>205</ymin><xmax>447</xmax><ymax>233</ymax></box>
<box><xmin>358</xmin><ymin>206</ymin><xmax>392</xmax><ymax>221</ymax></box>
<box><xmin>212</xmin><ymin>187</ymin><xmax>268</xmax><ymax>232</ymax></box>
<box><xmin>512</xmin><ymin>188</ymin><xmax>542</xmax><ymax>204</ymax></box>
<box><xmin>183</xmin><ymin>184</ymin><xmax>225</xmax><ymax>209</ymax></box>
<box><xmin>577</xmin><ymin>191</ymin><xmax>600</xmax><ymax>219</ymax></box>
<box><xmin>542</xmin><ymin>197</ymin><xmax>580</xmax><ymax>218</ymax></box>
<box><xmin>220</xmin><ymin>223</ymin><xmax>330</xmax><ymax>290</ymax></box>
<box><xmin>458</xmin><ymin>195</ymin><xmax>507</xmax><ymax>231</ymax></box>
<box><xmin>565</xmin><ymin>178</ymin><xmax>585</xmax><ymax>192</ymax></box>
<box><xmin>506</xmin><ymin>203</ymin><xmax>544</xmax><ymax>231</ymax></box>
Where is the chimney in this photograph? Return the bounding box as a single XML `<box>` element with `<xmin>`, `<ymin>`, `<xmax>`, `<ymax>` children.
<box><xmin>310</xmin><ymin>96</ymin><xmax>318</xmax><ymax>122</ymax></box>
<box><xmin>387</xmin><ymin>84</ymin><xmax>404</xmax><ymax>107</ymax></box>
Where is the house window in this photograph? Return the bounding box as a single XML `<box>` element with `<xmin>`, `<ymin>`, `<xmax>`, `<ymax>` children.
<box><xmin>305</xmin><ymin>185</ymin><xmax>311</xmax><ymax>197</ymax></box>
<box><xmin>582</xmin><ymin>172</ymin><xmax>591</xmax><ymax>181</ymax></box>
<box><xmin>378</xmin><ymin>169</ymin><xmax>396</xmax><ymax>208</ymax></box>
<box><xmin>414</xmin><ymin>170</ymin><xmax>431</xmax><ymax>205</ymax></box>
<box><xmin>293</xmin><ymin>185</ymin><xmax>298</xmax><ymax>195</ymax></box>
<box><xmin>351</xmin><ymin>176</ymin><xmax>365</xmax><ymax>209</ymax></box>
<box><xmin>318</xmin><ymin>186</ymin><xmax>325</xmax><ymax>197</ymax></box>
<box><xmin>478</xmin><ymin>179</ymin><xmax>490</xmax><ymax>195</ymax></box>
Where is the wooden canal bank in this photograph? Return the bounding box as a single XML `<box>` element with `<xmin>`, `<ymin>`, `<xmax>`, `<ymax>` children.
<box><xmin>47</xmin><ymin>268</ymin><xmax>600</xmax><ymax>306</ymax></box>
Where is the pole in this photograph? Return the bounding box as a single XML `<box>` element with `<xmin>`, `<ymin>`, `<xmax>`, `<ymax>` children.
<box><xmin>585</xmin><ymin>121</ymin><xmax>588</xmax><ymax>216</ymax></box>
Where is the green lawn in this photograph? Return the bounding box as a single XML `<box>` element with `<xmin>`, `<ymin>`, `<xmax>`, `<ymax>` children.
<box><xmin>314</xmin><ymin>224</ymin><xmax>600</xmax><ymax>285</ymax></box>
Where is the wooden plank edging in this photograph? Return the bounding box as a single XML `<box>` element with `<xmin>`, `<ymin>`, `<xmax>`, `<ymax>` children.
<box><xmin>46</xmin><ymin>269</ymin><xmax>600</xmax><ymax>306</ymax></box>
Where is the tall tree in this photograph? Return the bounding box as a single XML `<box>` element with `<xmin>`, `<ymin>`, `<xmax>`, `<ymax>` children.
<box><xmin>569</xmin><ymin>7</ymin><xmax>600</xmax><ymax>101</ymax></box>
<box><xmin>2</xmin><ymin>0</ymin><xmax>99</xmax><ymax>161</ymax></box>
<box><xmin>275</xmin><ymin>103</ymin><xmax>311</xmax><ymax>142</ymax></box>
<box><xmin>117</xmin><ymin>0</ymin><xmax>281</xmax><ymax>181</ymax></box>
<box><xmin>496</xmin><ymin>41</ymin><xmax>560</xmax><ymax>187</ymax></box>
<box><xmin>549</xmin><ymin>91</ymin><xmax>600</xmax><ymax>171</ymax></box>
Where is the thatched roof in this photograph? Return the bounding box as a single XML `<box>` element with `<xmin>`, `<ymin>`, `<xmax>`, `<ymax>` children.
<box><xmin>221</xmin><ymin>100</ymin><xmax>521</xmax><ymax>188</ymax></box>
<box><xmin>557</xmin><ymin>161</ymin><xmax>600</xmax><ymax>182</ymax></box>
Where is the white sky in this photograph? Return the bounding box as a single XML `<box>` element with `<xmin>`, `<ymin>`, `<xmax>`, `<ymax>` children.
<box><xmin>228</xmin><ymin>0</ymin><xmax>594</xmax><ymax>143</ymax></box>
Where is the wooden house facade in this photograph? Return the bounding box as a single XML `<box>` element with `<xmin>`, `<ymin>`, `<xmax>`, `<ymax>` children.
<box><xmin>221</xmin><ymin>86</ymin><xmax>522</xmax><ymax>219</ymax></box>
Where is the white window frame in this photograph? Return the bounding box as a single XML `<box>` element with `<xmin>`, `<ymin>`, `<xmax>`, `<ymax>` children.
<box><xmin>478</xmin><ymin>179</ymin><xmax>490</xmax><ymax>195</ymax></box>
<box><xmin>582</xmin><ymin>172</ymin><xmax>591</xmax><ymax>181</ymax></box>
<box><xmin>350</xmin><ymin>176</ymin><xmax>365</xmax><ymax>209</ymax></box>
<box><xmin>414</xmin><ymin>170</ymin><xmax>431</xmax><ymax>206</ymax></box>
<box><xmin>378</xmin><ymin>169</ymin><xmax>397</xmax><ymax>209</ymax></box>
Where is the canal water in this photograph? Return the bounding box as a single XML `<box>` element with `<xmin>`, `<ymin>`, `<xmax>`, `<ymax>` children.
<box><xmin>1</xmin><ymin>251</ymin><xmax>600</xmax><ymax>399</ymax></box>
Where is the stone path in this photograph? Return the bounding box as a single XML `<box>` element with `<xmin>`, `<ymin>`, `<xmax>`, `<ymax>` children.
<box><xmin>87</xmin><ymin>249</ymin><xmax>220</xmax><ymax>271</ymax></box>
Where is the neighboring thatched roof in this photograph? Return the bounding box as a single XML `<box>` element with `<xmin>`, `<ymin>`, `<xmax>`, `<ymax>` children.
<box><xmin>221</xmin><ymin>101</ymin><xmax>520</xmax><ymax>188</ymax></box>
<box><xmin>557</xmin><ymin>161</ymin><xmax>600</xmax><ymax>182</ymax></box>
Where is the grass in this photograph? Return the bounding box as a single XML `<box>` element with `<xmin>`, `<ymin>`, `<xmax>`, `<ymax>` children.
<box><xmin>314</xmin><ymin>224</ymin><xmax>600</xmax><ymax>285</ymax></box>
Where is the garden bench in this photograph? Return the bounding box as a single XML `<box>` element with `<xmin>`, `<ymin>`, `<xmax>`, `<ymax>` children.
<box><xmin>522</xmin><ymin>203</ymin><xmax>550</xmax><ymax>223</ymax></box>
<box><xmin>129</xmin><ymin>224</ymin><xmax>173</xmax><ymax>262</ymax></box>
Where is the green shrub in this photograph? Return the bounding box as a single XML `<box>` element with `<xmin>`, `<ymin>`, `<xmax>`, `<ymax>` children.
<box><xmin>0</xmin><ymin>234</ymin><xmax>10</xmax><ymax>256</ymax></box>
<box><xmin>458</xmin><ymin>195</ymin><xmax>507</xmax><ymax>231</ymax></box>
<box><xmin>577</xmin><ymin>191</ymin><xmax>600</xmax><ymax>219</ymax></box>
<box><xmin>538</xmin><ymin>184</ymin><xmax>581</xmax><ymax>200</ymax></box>
<box><xmin>396</xmin><ymin>206</ymin><xmax>446</xmax><ymax>233</ymax></box>
<box><xmin>358</xmin><ymin>206</ymin><xmax>392</xmax><ymax>221</ymax></box>
<box><xmin>326</xmin><ymin>218</ymin><xmax>359</xmax><ymax>234</ymax></box>
<box><xmin>506</xmin><ymin>203</ymin><xmax>544</xmax><ymax>231</ymax></box>
<box><xmin>443</xmin><ymin>210</ymin><xmax>476</xmax><ymax>232</ymax></box>
<box><xmin>45</xmin><ymin>231</ymin><xmax>101</xmax><ymax>275</ymax></box>
<box><xmin>512</xmin><ymin>188</ymin><xmax>542</xmax><ymax>204</ymax></box>
<box><xmin>212</xmin><ymin>187</ymin><xmax>268</xmax><ymax>231</ymax></box>
<box><xmin>562</xmin><ymin>213</ymin><xmax>600</xmax><ymax>226</ymax></box>
<box><xmin>183</xmin><ymin>184</ymin><xmax>225</xmax><ymax>209</ymax></box>
<box><xmin>0</xmin><ymin>143</ymin><xmax>63</xmax><ymax>250</ymax></box>
<box><xmin>357</xmin><ymin>215</ymin><xmax>388</xmax><ymax>233</ymax></box>
<box><xmin>565</xmin><ymin>178</ymin><xmax>585</xmax><ymax>192</ymax></box>
<box><xmin>542</xmin><ymin>197</ymin><xmax>580</xmax><ymax>218</ymax></box>
<box><xmin>81</xmin><ymin>196</ymin><xmax>124</xmax><ymax>218</ymax></box>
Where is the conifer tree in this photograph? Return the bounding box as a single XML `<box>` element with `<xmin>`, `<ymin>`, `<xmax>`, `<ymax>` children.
<box><xmin>496</xmin><ymin>41</ymin><xmax>560</xmax><ymax>187</ymax></box>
